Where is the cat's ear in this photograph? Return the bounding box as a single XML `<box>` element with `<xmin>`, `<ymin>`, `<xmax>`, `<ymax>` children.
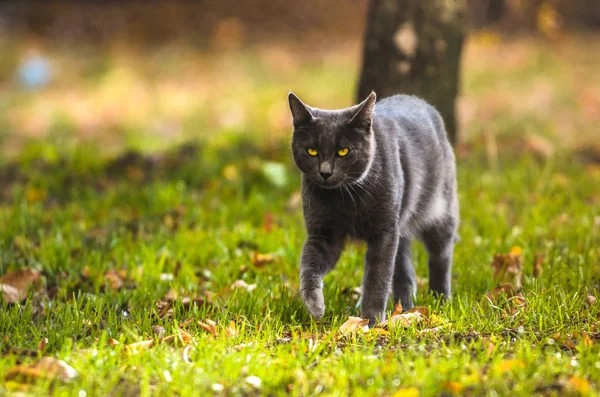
<box><xmin>349</xmin><ymin>91</ymin><xmax>377</xmax><ymax>130</ymax></box>
<box><xmin>288</xmin><ymin>92</ymin><xmax>314</xmax><ymax>126</ymax></box>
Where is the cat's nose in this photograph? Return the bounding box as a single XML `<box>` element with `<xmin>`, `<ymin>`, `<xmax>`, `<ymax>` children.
<box><xmin>320</xmin><ymin>171</ymin><xmax>333</xmax><ymax>180</ymax></box>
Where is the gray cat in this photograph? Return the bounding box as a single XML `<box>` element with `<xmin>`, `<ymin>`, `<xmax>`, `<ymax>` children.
<box><xmin>288</xmin><ymin>91</ymin><xmax>459</xmax><ymax>325</ymax></box>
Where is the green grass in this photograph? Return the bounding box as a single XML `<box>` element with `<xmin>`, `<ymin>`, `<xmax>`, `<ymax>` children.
<box><xmin>1</xmin><ymin>34</ymin><xmax>600</xmax><ymax>396</ymax></box>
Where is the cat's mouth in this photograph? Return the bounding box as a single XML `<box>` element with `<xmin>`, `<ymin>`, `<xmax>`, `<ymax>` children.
<box><xmin>318</xmin><ymin>179</ymin><xmax>344</xmax><ymax>189</ymax></box>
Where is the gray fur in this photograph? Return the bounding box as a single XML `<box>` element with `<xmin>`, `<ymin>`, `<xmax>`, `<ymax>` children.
<box><xmin>289</xmin><ymin>92</ymin><xmax>459</xmax><ymax>325</ymax></box>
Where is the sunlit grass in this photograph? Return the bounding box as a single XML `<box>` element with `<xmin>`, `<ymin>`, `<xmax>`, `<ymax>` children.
<box><xmin>1</xmin><ymin>34</ymin><xmax>600</xmax><ymax>396</ymax></box>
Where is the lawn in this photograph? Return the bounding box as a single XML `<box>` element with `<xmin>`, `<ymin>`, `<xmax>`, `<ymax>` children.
<box><xmin>0</xmin><ymin>33</ymin><xmax>599</xmax><ymax>396</ymax></box>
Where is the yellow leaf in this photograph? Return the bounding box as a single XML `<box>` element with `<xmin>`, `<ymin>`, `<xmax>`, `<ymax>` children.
<box><xmin>393</xmin><ymin>387</ymin><xmax>419</xmax><ymax>397</ymax></box>
<box><xmin>442</xmin><ymin>381</ymin><xmax>464</xmax><ymax>395</ymax></box>
<box><xmin>338</xmin><ymin>316</ymin><xmax>369</xmax><ymax>334</ymax></box>
<box><xmin>510</xmin><ymin>246</ymin><xmax>522</xmax><ymax>256</ymax></box>
<box><xmin>223</xmin><ymin>165</ymin><xmax>239</xmax><ymax>181</ymax></box>
<box><xmin>568</xmin><ymin>376</ymin><xmax>590</xmax><ymax>394</ymax></box>
<box><xmin>123</xmin><ymin>339</ymin><xmax>155</xmax><ymax>354</ymax></box>
<box><xmin>251</xmin><ymin>252</ymin><xmax>276</xmax><ymax>268</ymax></box>
<box><xmin>497</xmin><ymin>359</ymin><xmax>525</xmax><ymax>373</ymax></box>
<box><xmin>224</xmin><ymin>321</ymin><xmax>236</xmax><ymax>338</ymax></box>
<box><xmin>25</xmin><ymin>187</ymin><xmax>47</xmax><ymax>203</ymax></box>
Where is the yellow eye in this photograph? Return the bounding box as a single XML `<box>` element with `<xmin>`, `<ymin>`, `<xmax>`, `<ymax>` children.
<box><xmin>307</xmin><ymin>148</ymin><xmax>318</xmax><ymax>156</ymax></box>
<box><xmin>337</xmin><ymin>147</ymin><xmax>349</xmax><ymax>157</ymax></box>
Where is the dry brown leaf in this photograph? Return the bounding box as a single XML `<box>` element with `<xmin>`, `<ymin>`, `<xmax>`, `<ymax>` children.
<box><xmin>251</xmin><ymin>252</ymin><xmax>276</xmax><ymax>268</ymax></box>
<box><xmin>37</xmin><ymin>338</ymin><xmax>48</xmax><ymax>353</ymax></box>
<box><xmin>152</xmin><ymin>325</ymin><xmax>166</xmax><ymax>338</ymax></box>
<box><xmin>179</xmin><ymin>318</ymin><xmax>195</xmax><ymax>328</ymax></box>
<box><xmin>490</xmin><ymin>247</ymin><xmax>523</xmax><ymax>290</ymax></box>
<box><xmin>391</xmin><ymin>301</ymin><xmax>403</xmax><ymax>316</ymax></box>
<box><xmin>338</xmin><ymin>316</ymin><xmax>369</xmax><ymax>334</ymax></box>
<box><xmin>104</xmin><ymin>269</ymin><xmax>124</xmax><ymax>290</ymax></box>
<box><xmin>380</xmin><ymin>312</ymin><xmax>424</xmax><ymax>329</ymax></box>
<box><xmin>485</xmin><ymin>283</ymin><xmax>516</xmax><ymax>301</ymax></box>
<box><xmin>1</xmin><ymin>284</ymin><xmax>20</xmax><ymax>303</ymax></box>
<box><xmin>533</xmin><ymin>253</ymin><xmax>544</xmax><ymax>278</ymax></box>
<box><xmin>0</xmin><ymin>268</ymin><xmax>43</xmax><ymax>303</ymax></box>
<box><xmin>198</xmin><ymin>319</ymin><xmax>218</xmax><ymax>336</ymax></box>
<box><xmin>4</xmin><ymin>357</ymin><xmax>77</xmax><ymax>383</ymax></box>
<box><xmin>162</xmin><ymin>329</ymin><xmax>193</xmax><ymax>345</ymax></box>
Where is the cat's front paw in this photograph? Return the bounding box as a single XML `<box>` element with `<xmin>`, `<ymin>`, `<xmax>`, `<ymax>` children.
<box><xmin>300</xmin><ymin>286</ymin><xmax>325</xmax><ymax>319</ymax></box>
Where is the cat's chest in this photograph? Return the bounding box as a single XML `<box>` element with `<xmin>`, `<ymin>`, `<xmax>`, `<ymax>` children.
<box><xmin>311</xmin><ymin>191</ymin><xmax>398</xmax><ymax>237</ymax></box>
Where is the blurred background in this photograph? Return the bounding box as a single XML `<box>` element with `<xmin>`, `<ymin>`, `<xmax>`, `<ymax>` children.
<box><xmin>0</xmin><ymin>0</ymin><xmax>598</xmax><ymax>184</ymax></box>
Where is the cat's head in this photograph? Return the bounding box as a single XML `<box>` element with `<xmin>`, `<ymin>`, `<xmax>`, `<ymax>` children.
<box><xmin>288</xmin><ymin>92</ymin><xmax>377</xmax><ymax>189</ymax></box>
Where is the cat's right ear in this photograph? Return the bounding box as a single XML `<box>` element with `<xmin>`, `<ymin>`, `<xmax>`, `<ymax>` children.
<box><xmin>288</xmin><ymin>92</ymin><xmax>314</xmax><ymax>126</ymax></box>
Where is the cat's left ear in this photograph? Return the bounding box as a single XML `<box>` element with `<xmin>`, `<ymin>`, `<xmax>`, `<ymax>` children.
<box><xmin>349</xmin><ymin>91</ymin><xmax>377</xmax><ymax>130</ymax></box>
<box><xmin>288</xmin><ymin>92</ymin><xmax>314</xmax><ymax>126</ymax></box>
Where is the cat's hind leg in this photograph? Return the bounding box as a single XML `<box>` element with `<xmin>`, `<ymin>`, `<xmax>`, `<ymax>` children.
<box><xmin>392</xmin><ymin>237</ymin><xmax>417</xmax><ymax>310</ymax></box>
<box><xmin>420</xmin><ymin>218</ymin><xmax>458</xmax><ymax>299</ymax></box>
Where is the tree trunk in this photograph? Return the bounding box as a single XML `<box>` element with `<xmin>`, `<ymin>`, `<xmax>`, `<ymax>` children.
<box><xmin>357</xmin><ymin>0</ymin><xmax>467</xmax><ymax>144</ymax></box>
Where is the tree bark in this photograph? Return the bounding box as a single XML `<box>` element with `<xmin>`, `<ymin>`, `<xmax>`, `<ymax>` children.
<box><xmin>357</xmin><ymin>0</ymin><xmax>467</xmax><ymax>144</ymax></box>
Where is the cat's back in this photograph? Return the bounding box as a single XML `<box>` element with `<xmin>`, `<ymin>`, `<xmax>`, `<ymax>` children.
<box><xmin>373</xmin><ymin>94</ymin><xmax>450</xmax><ymax>150</ymax></box>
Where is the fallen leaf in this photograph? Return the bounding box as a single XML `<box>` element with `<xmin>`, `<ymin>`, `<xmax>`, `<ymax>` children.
<box><xmin>224</xmin><ymin>321</ymin><xmax>236</xmax><ymax>338</ymax></box>
<box><xmin>567</xmin><ymin>376</ymin><xmax>590</xmax><ymax>394</ymax></box>
<box><xmin>391</xmin><ymin>301</ymin><xmax>403</xmax><ymax>316</ymax></box>
<box><xmin>104</xmin><ymin>269</ymin><xmax>124</xmax><ymax>290</ymax></box>
<box><xmin>1</xmin><ymin>284</ymin><xmax>20</xmax><ymax>303</ymax></box>
<box><xmin>162</xmin><ymin>329</ymin><xmax>193</xmax><ymax>345</ymax></box>
<box><xmin>490</xmin><ymin>248</ymin><xmax>523</xmax><ymax>290</ymax></box>
<box><xmin>533</xmin><ymin>253</ymin><xmax>544</xmax><ymax>278</ymax></box>
<box><xmin>123</xmin><ymin>339</ymin><xmax>155</xmax><ymax>354</ymax></box>
<box><xmin>198</xmin><ymin>319</ymin><xmax>218</xmax><ymax>336</ymax></box>
<box><xmin>406</xmin><ymin>306</ymin><xmax>430</xmax><ymax>319</ymax></box>
<box><xmin>442</xmin><ymin>381</ymin><xmax>465</xmax><ymax>395</ymax></box>
<box><xmin>25</xmin><ymin>187</ymin><xmax>47</xmax><ymax>203</ymax></box>
<box><xmin>380</xmin><ymin>312</ymin><xmax>424</xmax><ymax>329</ymax></box>
<box><xmin>251</xmin><ymin>252</ymin><xmax>276</xmax><ymax>268</ymax></box>
<box><xmin>339</xmin><ymin>316</ymin><xmax>369</xmax><ymax>334</ymax></box>
<box><xmin>392</xmin><ymin>387</ymin><xmax>420</xmax><ymax>397</ymax></box>
<box><xmin>152</xmin><ymin>325</ymin><xmax>166</xmax><ymax>338</ymax></box>
<box><xmin>485</xmin><ymin>283</ymin><xmax>516</xmax><ymax>301</ymax></box>
<box><xmin>4</xmin><ymin>357</ymin><xmax>77</xmax><ymax>383</ymax></box>
<box><xmin>497</xmin><ymin>359</ymin><xmax>525</xmax><ymax>373</ymax></box>
<box><xmin>37</xmin><ymin>338</ymin><xmax>48</xmax><ymax>353</ymax></box>
<box><xmin>0</xmin><ymin>268</ymin><xmax>43</xmax><ymax>303</ymax></box>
